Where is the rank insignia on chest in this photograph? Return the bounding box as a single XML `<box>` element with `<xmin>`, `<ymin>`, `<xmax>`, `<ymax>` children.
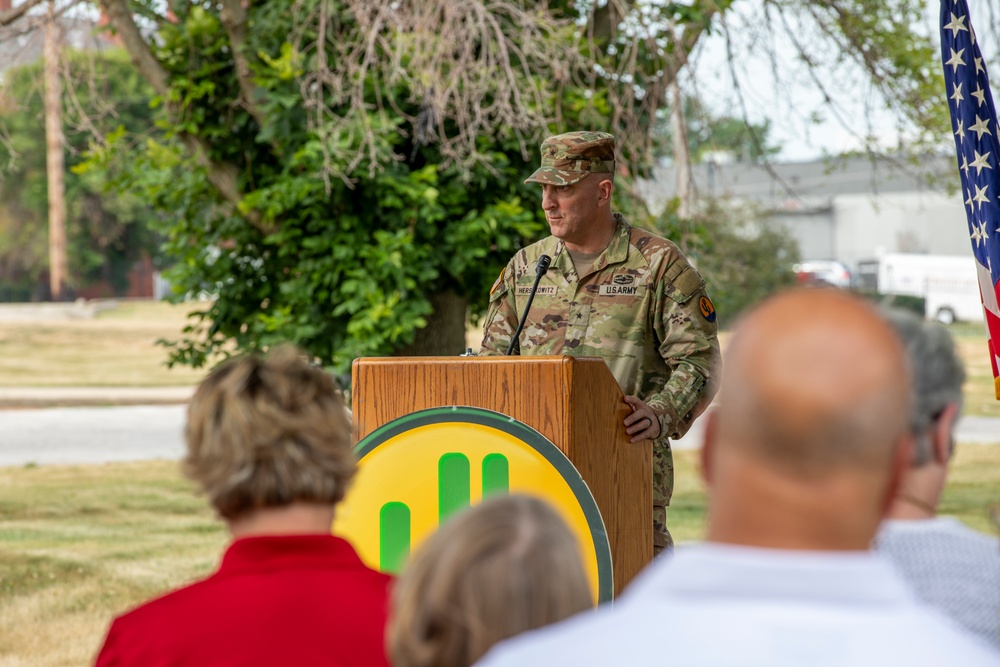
<box><xmin>516</xmin><ymin>286</ymin><xmax>557</xmax><ymax>296</ymax></box>
<box><xmin>599</xmin><ymin>284</ymin><xmax>644</xmax><ymax>297</ymax></box>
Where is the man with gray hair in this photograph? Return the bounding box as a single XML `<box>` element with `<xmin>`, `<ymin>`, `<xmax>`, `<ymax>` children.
<box><xmin>475</xmin><ymin>290</ymin><xmax>1000</xmax><ymax>667</ymax></box>
<box><xmin>875</xmin><ymin>309</ymin><xmax>1000</xmax><ymax>647</ymax></box>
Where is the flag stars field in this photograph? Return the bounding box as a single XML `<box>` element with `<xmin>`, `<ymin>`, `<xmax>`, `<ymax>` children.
<box><xmin>972</xmin><ymin>184</ymin><xmax>990</xmax><ymax>209</ymax></box>
<box><xmin>942</xmin><ymin>0</ymin><xmax>1000</xmax><ymax>399</ymax></box>
<box><xmin>971</xmin><ymin>221</ymin><xmax>989</xmax><ymax>248</ymax></box>
<box><xmin>973</xmin><ymin>85</ymin><xmax>986</xmax><ymax>106</ymax></box>
<box><xmin>947</xmin><ymin>47</ymin><xmax>967</xmax><ymax>72</ymax></box>
<box><xmin>969</xmin><ymin>116</ymin><xmax>991</xmax><ymax>139</ymax></box>
<box><xmin>944</xmin><ymin>12</ymin><xmax>968</xmax><ymax>36</ymax></box>
<box><xmin>970</xmin><ymin>150</ymin><xmax>991</xmax><ymax>172</ymax></box>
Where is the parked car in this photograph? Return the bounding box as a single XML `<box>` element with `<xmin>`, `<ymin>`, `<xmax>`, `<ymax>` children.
<box><xmin>793</xmin><ymin>260</ymin><xmax>853</xmax><ymax>289</ymax></box>
<box><xmin>856</xmin><ymin>253</ymin><xmax>984</xmax><ymax>324</ymax></box>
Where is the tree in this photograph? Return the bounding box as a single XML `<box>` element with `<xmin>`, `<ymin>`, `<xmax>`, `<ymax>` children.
<box><xmin>79</xmin><ymin>0</ymin><xmax>732</xmax><ymax>370</ymax></box>
<box><xmin>1</xmin><ymin>0</ymin><xmax>951</xmax><ymax>368</ymax></box>
<box><xmin>650</xmin><ymin>200</ymin><xmax>800</xmax><ymax>323</ymax></box>
<box><xmin>656</xmin><ymin>97</ymin><xmax>782</xmax><ymax>164</ymax></box>
<box><xmin>708</xmin><ymin>0</ymin><xmax>947</xmax><ymax>160</ymax></box>
<box><xmin>0</xmin><ymin>48</ymin><xmax>163</xmax><ymax>296</ymax></box>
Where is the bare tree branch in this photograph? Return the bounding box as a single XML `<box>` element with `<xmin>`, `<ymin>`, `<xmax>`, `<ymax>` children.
<box><xmin>291</xmin><ymin>0</ymin><xmax>575</xmax><ymax>183</ymax></box>
<box><xmin>219</xmin><ymin>0</ymin><xmax>266</xmax><ymax>128</ymax></box>
<box><xmin>594</xmin><ymin>0</ymin><xmax>733</xmax><ymax>169</ymax></box>
<box><xmin>96</xmin><ymin>0</ymin><xmax>169</xmax><ymax>94</ymax></box>
<box><xmin>0</xmin><ymin>0</ymin><xmax>78</xmax><ymax>40</ymax></box>
<box><xmin>0</xmin><ymin>0</ymin><xmax>46</xmax><ymax>27</ymax></box>
<box><xmin>97</xmin><ymin>0</ymin><xmax>266</xmax><ymax>232</ymax></box>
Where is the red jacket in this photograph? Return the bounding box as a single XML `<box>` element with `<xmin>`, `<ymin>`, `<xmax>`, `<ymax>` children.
<box><xmin>95</xmin><ymin>534</ymin><xmax>392</xmax><ymax>667</ymax></box>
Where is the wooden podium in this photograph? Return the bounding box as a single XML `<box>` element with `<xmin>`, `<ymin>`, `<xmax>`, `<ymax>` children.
<box><xmin>352</xmin><ymin>355</ymin><xmax>652</xmax><ymax>594</ymax></box>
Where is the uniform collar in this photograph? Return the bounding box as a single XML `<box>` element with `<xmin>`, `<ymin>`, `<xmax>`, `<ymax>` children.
<box><xmin>551</xmin><ymin>213</ymin><xmax>631</xmax><ymax>276</ymax></box>
<box><xmin>217</xmin><ymin>534</ymin><xmax>364</xmax><ymax>576</ymax></box>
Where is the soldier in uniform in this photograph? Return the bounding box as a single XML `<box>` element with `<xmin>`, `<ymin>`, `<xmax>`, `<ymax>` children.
<box><xmin>480</xmin><ymin>131</ymin><xmax>720</xmax><ymax>553</ymax></box>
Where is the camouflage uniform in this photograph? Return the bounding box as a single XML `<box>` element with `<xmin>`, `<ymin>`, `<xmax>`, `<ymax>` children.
<box><xmin>480</xmin><ymin>132</ymin><xmax>720</xmax><ymax>554</ymax></box>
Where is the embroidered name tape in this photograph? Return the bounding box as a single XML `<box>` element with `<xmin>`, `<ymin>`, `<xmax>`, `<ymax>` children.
<box><xmin>516</xmin><ymin>286</ymin><xmax>557</xmax><ymax>296</ymax></box>
<box><xmin>599</xmin><ymin>284</ymin><xmax>644</xmax><ymax>297</ymax></box>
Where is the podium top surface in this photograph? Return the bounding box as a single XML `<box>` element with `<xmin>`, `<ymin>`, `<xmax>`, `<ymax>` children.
<box><xmin>353</xmin><ymin>355</ymin><xmax>607</xmax><ymax>367</ymax></box>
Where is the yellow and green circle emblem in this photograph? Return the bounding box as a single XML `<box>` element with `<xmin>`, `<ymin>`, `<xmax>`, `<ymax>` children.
<box><xmin>335</xmin><ymin>406</ymin><xmax>613</xmax><ymax>603</ymax></box>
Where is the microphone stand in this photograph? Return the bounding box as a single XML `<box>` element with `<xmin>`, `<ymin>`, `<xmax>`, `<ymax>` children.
<box><xmin>506</xmin><ymin>255</ymin><xmax>551</xmax><ymax>355</ymax></box>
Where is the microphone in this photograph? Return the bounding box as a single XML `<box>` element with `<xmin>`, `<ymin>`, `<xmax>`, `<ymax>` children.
<box><xmin>506</xmin><ymin>254</ymin><xmax>552</xmax><ymax>355</ymax></box>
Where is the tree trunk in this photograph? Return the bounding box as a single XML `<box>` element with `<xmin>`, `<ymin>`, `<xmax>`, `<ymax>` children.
<box><xmin>44</xmin><ymin>0</ymin><xmax>67</xmax><ymax>301</ymax></box>
<box><xmin>396</xmin><ymin>290</ymin><xmax>469</xmax><ymax>357</ymax></box>
<box><xmin>670</xmin><ymin>75</ymin><xmax>692</xmax><ymax>218</ymax></box>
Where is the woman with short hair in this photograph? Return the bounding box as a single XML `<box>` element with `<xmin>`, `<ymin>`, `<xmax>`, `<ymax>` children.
<box><xmin>95</xmin><ymin>346</ymin><xmax>391</xmax><ymax>667</ymax></box>
<box><xmin>388</xmin><ymin>494</ymin><xmax>593</xmax><ymax>667</ymax></box>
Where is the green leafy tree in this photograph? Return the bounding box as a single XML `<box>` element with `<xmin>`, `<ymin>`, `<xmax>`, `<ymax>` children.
<box><xmin>76</xmin><ymin>0</ymin><xmax>732</xmax><ymax>369</ymax></box>
<box><xmin>50</xmin><ymin>0</ymin><xmax>944</xmax><ymax>369</ymax></box>
<box><xmin>0</xmin><ymin>48</ymin><xmax>162</xmax><ymax>296</ymax></box>
<box><xmin>650</xmin><ymin>199</ymin><xmax>800</xmax><ymax>324</ymax></box>
<box><xmin>655</xmin><ymin>97</ymin><xmax>781</xmax><ymax>164</ymax></box>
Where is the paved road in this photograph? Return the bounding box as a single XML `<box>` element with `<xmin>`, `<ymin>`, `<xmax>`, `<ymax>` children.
<box><xmin>0</xmin><ymin>405</ymin><xmax>997</xmax><ymax>467</ymax></box>
<box><xmin>0</xmin><ymin>405</ymin><xmax>186</xmax><ymax>466</ymax></box>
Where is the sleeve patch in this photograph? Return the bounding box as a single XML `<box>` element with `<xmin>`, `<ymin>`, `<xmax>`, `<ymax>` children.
<box><xmin>489</xmin><ymin>279</ymin><xmax>509</xmax><ymax>304</ymax></box>
<box><xmin>490</xmin><ymin>268</ymin><xmax>505</xmax><ymax>295</ymax></box>
<box><xmin>698</xmin><ymin>296</ymin><xmax>717</xmax><ymax>322</ymax></box>
<box><xmin>663</xmin><ymin>262</ymin><xmax>705</xmax><ymax>305</ymax></box>
<box><xmin>673</xmin><ymin>266</ymin><xmax>705</xmax><ymax>298</ymax></box>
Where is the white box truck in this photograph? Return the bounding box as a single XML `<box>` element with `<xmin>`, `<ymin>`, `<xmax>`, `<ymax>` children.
<box><xmin>856</xmin><ymin>253</ymin><xmax>984</xmax><ymax>324</ymax></box>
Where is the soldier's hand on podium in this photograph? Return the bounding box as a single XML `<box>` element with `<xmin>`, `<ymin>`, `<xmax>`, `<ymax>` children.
<box><xmin>623</xmin><ymin>396</ymin><xmax>660</xmax><ymax>443</ymax></box>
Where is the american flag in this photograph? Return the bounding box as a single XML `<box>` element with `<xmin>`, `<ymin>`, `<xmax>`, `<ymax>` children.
<box><xmin>941</xmin><ymin>0</ymin><xmax>1000</xmax><ymax>400</ymax></box>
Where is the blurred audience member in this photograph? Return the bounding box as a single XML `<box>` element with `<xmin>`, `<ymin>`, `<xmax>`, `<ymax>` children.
<box><xmin>874</xmin><ymin>309</ymin><xmax>999</xmax><ymax>646</ymax></box>
<box><xmin>95</xmin><ymin>346</ymin><xmax>391</xmax><ymax>667</ymax></box>
<box><xmin>389</xmin><ymin>494</ymin><xmax>592</xmax><ymax>667</ymax></box>
<box><xmin>475</xmin><ymin>290</ymin><xmax>1000</xmax><ymax>667</ymax></box>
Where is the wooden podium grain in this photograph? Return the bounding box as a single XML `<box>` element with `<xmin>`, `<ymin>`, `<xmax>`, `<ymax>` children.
<box><xmin>352</xmin><ymin>355</ymin><xmax>653</xmax><ymax>595</ymax></box>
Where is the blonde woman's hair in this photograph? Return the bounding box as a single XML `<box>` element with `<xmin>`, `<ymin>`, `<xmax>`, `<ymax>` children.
<box><xmin>183</xmin><ymin>345</ymin><xmax>355</xmax><ymax>520</ymax></box>
<box><xmin>388</xmin><ymin>494</ymin><xmax>593</xmax><ymax>667</ymax></box>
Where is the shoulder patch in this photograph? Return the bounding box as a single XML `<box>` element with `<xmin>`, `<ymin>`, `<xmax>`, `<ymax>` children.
<box><xmin>698</xmin><ymin>295</ymin><xmax>717</xmax><ymax>322</ymax></box>
<box><xmin>490</xmin><ymin>268</ymin><xmax>505</xmax><ymax>295</ymax></box>
<box><xmin>673</xmin><ymin>266</ymin><xmax>705</xmax><ymax>297</ymax></box>
<box><xmin>661</xmin><ymin>256</ymin><xmax>706</xmax><ymax>304</ymax></box>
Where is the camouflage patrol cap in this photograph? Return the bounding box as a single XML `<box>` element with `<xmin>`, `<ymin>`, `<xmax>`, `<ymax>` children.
<box><xmin>525</xmin><ymin>131</ymin><xmax>616</xmax><ymax>186</ymax></box>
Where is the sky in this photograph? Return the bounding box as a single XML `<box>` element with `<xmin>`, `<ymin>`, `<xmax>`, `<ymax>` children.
<box><xmin>686</xmin><ymin>0</ymin><xmax>1000</xmax><ymax>163</ymax></box>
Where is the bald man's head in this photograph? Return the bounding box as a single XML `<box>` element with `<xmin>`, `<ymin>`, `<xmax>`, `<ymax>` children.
<box><xmin>716</xmin><ymin>290</ymin><xmax>911</xmax><ymax>478</ymax></box>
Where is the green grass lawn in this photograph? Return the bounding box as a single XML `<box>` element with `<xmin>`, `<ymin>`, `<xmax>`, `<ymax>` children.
<box><xmin>0</xmin><ymin>301</ymin><xmax>211</xmax><ymax>387</ymax></box>
<box><xmin>0</xmin><ymin>461</ymin><xmax>226</xmax><ymax>666</ymax></box>
<box><xmin>947</xmin><ymin>322</ymin><xmax>1000</xmax><ymax>418</ymax></box>
<box><xmin>2</xmin><ymin>304</ymin><xmax>998</xmax><ymax>417</ymax></box>
<box><xmin>2</xmin><ymin>444</ymin><xmax>999</xmax><ymax>665</ymax></box>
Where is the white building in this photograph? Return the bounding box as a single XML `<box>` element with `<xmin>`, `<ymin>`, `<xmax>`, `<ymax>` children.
<box><xmin>637</xmin><ymin>155</ymin><xmax>973</xmax><ymax>269</ymax></box>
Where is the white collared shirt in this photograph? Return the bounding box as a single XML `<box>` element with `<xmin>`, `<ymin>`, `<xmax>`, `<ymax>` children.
<box><xmin>476</xmin><ymin>543</ymin><xmax>1000</xmax><ymax>667</ymax></box>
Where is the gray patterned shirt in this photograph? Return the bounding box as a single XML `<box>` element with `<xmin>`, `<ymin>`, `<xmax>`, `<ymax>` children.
<box><xmin>875</xmin><ymin>518</ymin><xmax>1000</xmax><ymax>647</ymax></box>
